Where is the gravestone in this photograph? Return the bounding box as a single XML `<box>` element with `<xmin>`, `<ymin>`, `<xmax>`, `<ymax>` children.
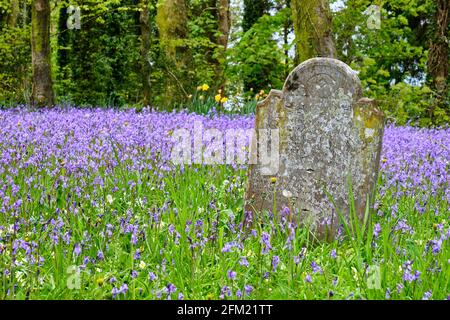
<box><xmin>245</xmin><ymin>58</ymin><xmax>385</xmax><ymax>240</ymax></box>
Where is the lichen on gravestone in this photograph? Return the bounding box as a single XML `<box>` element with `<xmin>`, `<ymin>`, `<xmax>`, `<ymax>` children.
<box><xmin>245</xmin><ymin>58</ymin><xmax>385</xmax><ymax>241</ymax></box>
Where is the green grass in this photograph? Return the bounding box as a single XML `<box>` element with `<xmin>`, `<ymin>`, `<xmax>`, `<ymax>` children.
<box><xmin>1</xmin><ymin>157</ymin><xmax>448</xmax><ymax>300</ymax></box>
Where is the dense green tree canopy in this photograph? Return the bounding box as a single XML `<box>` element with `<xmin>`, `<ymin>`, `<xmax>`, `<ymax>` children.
<box><xmin>0</xmin><ymin>0</ymin><xmax>448</xmax><ymax>125</ymax></box>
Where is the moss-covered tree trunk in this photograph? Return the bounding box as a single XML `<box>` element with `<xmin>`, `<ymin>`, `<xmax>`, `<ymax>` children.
<box><xmin>427</xmin><ymin>0</ymin><xmax>449</xmax><ymax>121</ymax></box>
<box><xmin>156</xmin><ymin>0</ymin><xmax>190</xmax><ymax>106</ymax></box>
<box><xmin>156</xmin><ymin>0</ymin><xmax>189</xmax><ymax>63</ymax></box>
<box><xmin>291</xmin><ymin>0</ymin><xmax>336</xmax><ymax>64</ymax></box>
<box><xmin>8</xmin><ymin>0</ymin><xmax>20</xmax><ymax>27</ymax></box>
<box><xmin>31</xmin><ymin>0</ymin><xmax>54</xmax><ymax>106</ymax></box>
<box><xmin>140</xmin><ymin>0</ymin><xmax>152</xmax><ymax>107</ymax></box>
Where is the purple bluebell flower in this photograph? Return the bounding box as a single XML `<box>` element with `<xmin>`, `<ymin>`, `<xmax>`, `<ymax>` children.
<box><xmin>240</xmin><ymin>256</ymin><xmax>249</xmax><ymax>267</ymax></box>
<box><xmin>260</xmin><ymin>232</ymin><xmax>272</xmax><ymax>254</ymax></box>
<box><xmin>112</xmin><ymin>287</ymin><xmax>119</xmax><ymax>299</ymax></box>
<box><xmin>221</xmin><ymin>243</ymin><xmax>233</xmax><ymax>253</ymax></box>
<box><xmin>166</xmin><ymin>283</ymin><xmax>177</xmax><ymax>295</ymax></box>
<box><xmin>131</xmin><ymin>233</ymin><xmax>138</xmax><ymax>245</ymax></box>
<box><xmin>227</xmin><ymin>270</ymin><xmax>237</xmax><ymax>280</ymax></box>
<box><xmin>272</xmin><ymin>255</ymin><xmax>280</xmax><ymax>271</ymax></box>
<box><xmin>402</xmin><ymin>260</ymin><xmax>421</xmax><ymax>282</ymax></box>
<box><xmin>73</xmin><ymin>243</ymin><xmax>81</xmax><ymax>257</ymax></box>
<box><xmin>394</xmin><ymin>220</ymin><xmax>414</xmax><ymax>234</ymax></box>
<box><xmin>149</xmin><ymin>272</ymin><xmax>157</xmax><ymax>282</ymax></box>
<box><xmin>427</xmin><ymin>238</ymin><xmax>443</xmax><ymax>255</ymax></box>
<box><xmin>168</xmin><ymin>224</ymin><xmax>175</xmax><ymax>235</ymax></box>
<box><xmin>373</xmin><ymin>223</ymin><xmax>381</xmax><ymax>238</ymax></box>
<box><xmin>244</xmin><ymin>285</ymin><xmax>253</xmax><ymax>296</ymax></box>
<box><xmin>385</xmin><ymin>288</ymin><xmax>391</xmax><ymax>299</ymax></box>
<box><xmin>220</xmin><ymin>286</ymin><xmax>231</xmax><ymax>299</ymax></box>
<box><xmin>422</xmin><ymin>291</ymin><xmax>432</xmax><ymax>300</ymax></box>
<box><xmin>311</xmin><ymin>261</ymin><xmax>323</xmax><ymax>274</ymax></box>
<box><xmin>330</xmin><ymin>249</ymin><xmax>337</xmax><ymax>259</ymax></box>
<box><xmin>120</xmin><ymin>283</ymin><xmax>128</xmax><ymax>295</ymax></box>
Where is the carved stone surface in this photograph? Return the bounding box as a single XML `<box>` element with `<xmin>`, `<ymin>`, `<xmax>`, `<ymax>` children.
<box><xmin>245</xmin><ymin>58</ymin><xmax>385</xmax><ymax>240</ymax></box>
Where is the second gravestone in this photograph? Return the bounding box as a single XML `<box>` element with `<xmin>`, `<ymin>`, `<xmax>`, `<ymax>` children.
<box><xmin>245</xmin><ymin>58</ymin><xmax>385</xmax><ymax>240</ymax></box>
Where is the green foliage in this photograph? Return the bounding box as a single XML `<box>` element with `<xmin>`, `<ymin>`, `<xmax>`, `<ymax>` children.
<box><xmin>332</xmin><ymin>0</ymin><xmax>449</xmax><ymax>126</ymax></box>
<box><xmin>0</xmin><ymin>25</ymin><xmax>32</xmax><ymax>104</ymax></box>
<box><xmin>242</xmin><ymin>0</ymin><xmax>270</xmax><ymax>32</ymax></box>
<box><xmin>187</xmin><ymin>1</ymin><xmax>221</xmax><ymax>88</ymax></box>
<box><xmin>227</xmin><ymin>8</ymin><xmax>292</xmax><ymax>94</ymax></box>
<box><xmin>55</xmin><ymin>1</ymin><xmax>142</xmax><ymax>106</ymax></box>
<box><xmin>181</xmin><ymin>88</ymin><xmax>259</xmax><ymax>115</ymax></box>
<box><xmin>0</xmin><ymin>0</ymin><xmax>32</xmax><ymax>105</ymax></box>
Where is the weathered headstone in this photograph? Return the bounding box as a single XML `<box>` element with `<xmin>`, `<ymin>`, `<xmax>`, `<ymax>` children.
<box><xmin>245</xmin><ymin>58</ymin><xmax>385</xmax><ymax>240</ymax></box>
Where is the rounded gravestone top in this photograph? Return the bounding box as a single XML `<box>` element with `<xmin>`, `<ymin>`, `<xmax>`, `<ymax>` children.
<box><xmin>283</xmin><ymin>58</ymin><xmax>363</xmax><ymax>107</ymax></box>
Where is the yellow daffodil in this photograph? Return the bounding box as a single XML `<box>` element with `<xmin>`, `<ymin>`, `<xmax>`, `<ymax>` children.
<box><xmin>220</xmin><ymin>97</ymin><xmax>228</xmax><ymax>104</ymax></box>
<box><xmin>270</xmin><ymin>177</ymin><xmax>277</xmax><ymax>184</ymax></box>
<box><xmin>201</xmin><ymin>84</ymin><xmax>210</xmax><ymax>91</ymax></box>
<box><xmin>215</xmin><ymin>94</ymin><xmax>222</xmax><ymax>102</ymax></box>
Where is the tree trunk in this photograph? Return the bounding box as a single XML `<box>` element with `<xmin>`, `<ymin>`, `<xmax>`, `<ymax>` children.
<box><xmin>8</xmin><ymin>0</ymin><xmax>20</xmax><ymax>27</ymax></box>
<box><xmin>217</xmin><ymin>0</ymin><xmax>230</xmax><ymax>51</ymax></box>
<box><xmin>291</xmin><ymin>0</ymin><xmax>336</xmax><ymax>64</ymax></box>
<box><xmin>156</xmin><ymin>0</ymin><xmax>190</xmax><ymax>106</ymax></box>
<box><xmin>140</xmin><ymin>0</ymin><xmax>152</xmax><ymax>107</ymax></box>
<box><xmin>31</xmin><ymin>0</ymin><xmax>54</xmax><ymax>107</ymax></box>
<box><xmin>427</xmin><ymin>0</ymin><xmax>449</xmax><ymax>120</ymax></box>
<box><xmin>156</xmin><ymin>0</ymin><xmax>188</xmax><ymax>62</ymax></box>
<box><xmin>217</xmin><ymin>0</ymin><xmax>230</xmax><ymax>88</ymax></box>
<box><xmin>282</xmin><ymin>0</ymin><xmax>292</xmax><ymax>79</ymax></box>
